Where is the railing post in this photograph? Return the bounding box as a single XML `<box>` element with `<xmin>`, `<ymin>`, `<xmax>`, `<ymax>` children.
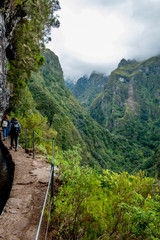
<box><xmin>51</xmin><ymin>139</ymin><xmax>54</xmax><ymax>205</ymax></box>
<box><xmin>25</xmin><ymin>128</ymin><xmax>27</xmax><ymax>152</ymax></box>
<box><xmin>35</xmin><ymin>138</ymin><xmax>55</xmax><ymax>240</ymax></box>
<box><xmin>33</xmin><ymin>130</ymin><xmax>35</xmax><ymax>159</ymax></box>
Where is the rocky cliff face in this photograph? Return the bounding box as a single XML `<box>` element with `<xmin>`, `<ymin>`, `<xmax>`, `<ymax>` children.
<box><xmin>0</xmin><ymin>7</ymin><xmax>8</xmax><ymax>120</ymax></box>
<box><xmin>0</xmin><ymin>1</ymin><xmax>20</xmax><ymax>119</ymax></box>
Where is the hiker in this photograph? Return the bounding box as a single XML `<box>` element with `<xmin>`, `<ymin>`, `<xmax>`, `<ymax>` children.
<box><xmin>9</xmin><ymin>117</ymin><xmax>21</xmax><ymax>151</ymax></box>
<box><xmin>1</xmin><ymin>115</ymin><xmax>10</xmax><ymax>141</ymax></box>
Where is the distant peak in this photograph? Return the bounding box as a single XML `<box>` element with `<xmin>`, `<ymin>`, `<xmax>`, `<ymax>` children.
<box><xmin>90</xmin><ymin>71</ymin><xmax>106</xmax><ymax>77</ymax></box>
<box><xmin>118</xmin><ymin>58</ymin><xmax>137</xmax><ymax>68</ymax></box>
<box><xmin>118</xmin><ymin>59</ymin><xmax>128</xmax><ymax>68</ymax></box>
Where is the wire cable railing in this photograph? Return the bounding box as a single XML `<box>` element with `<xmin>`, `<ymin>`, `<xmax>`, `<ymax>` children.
<box><xmin>35</xmin><ymin>165</ymin><xmax>53</xmax><ymax>240</ymax></box>
<box><xmin>23</xmin><ymin>129</ymin><xmax>55</xmax><ymax>240</ymax></box>
<box><xmin>35</xmin><ymin>138</ymin><xmax>55</xmax><ymax>240</ymax></box>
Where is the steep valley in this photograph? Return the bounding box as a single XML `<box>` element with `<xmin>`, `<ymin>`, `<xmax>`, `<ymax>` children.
<box><xmin>29</xmin><ymin>49</ymin><xmax>122</xmax><ymax>170</ymax></box>
<box><xmin>67</xmin><ymin>57</ymin><xmax>160</xmax><ymax>177</ymax></box>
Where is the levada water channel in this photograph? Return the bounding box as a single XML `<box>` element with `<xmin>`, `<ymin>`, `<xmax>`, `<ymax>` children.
<box><xmin>0</xmin><ymin>136</ymin><xmax>14</xmax><ymax>214</ymax></box>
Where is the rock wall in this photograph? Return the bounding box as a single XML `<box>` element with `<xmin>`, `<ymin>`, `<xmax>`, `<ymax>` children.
<box><xmin>0</xmin><ymin>8</ymin><xmax>8</xmax><ymax>121</ymax></box>
<box><xmin>0</xmin><ymin>1</ymin><xmax>20</xmax><ymax>120</ymax></box>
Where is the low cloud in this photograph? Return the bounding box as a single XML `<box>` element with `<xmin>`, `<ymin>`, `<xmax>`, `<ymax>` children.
<box><xmin>58</xmin><ymin>54</ymin><xmax>116</xmax><ymax>82</ymax></box>
<box><xmin>47</xmin><ymin>0</ymin><xmax>160</xmax><ymax>80</ymax></box>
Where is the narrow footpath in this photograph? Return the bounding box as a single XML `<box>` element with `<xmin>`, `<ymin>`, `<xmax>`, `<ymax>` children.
<box><xmin>0</xmin><ymin>139</ymin><xmax>53</xmax><ymax>240</ymax></box>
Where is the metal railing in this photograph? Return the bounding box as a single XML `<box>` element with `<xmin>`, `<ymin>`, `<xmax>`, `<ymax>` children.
<box><xmin>35</xmin><ymin>140</ymin><xmax>54</xmax><ymax>240</ymax></box>
<box><xmin>23</xmin><ymin>129</ymin><xmax>55</xmax><ymax>239</ymax></box>
<box><xmin>24</xmin><ymin>129</ymin><xmax>52</xmax><ymax>159</ymax></box>
<box><xmin>35</xmin><ymin>138</ymin><xmax>55</xmax><ymax>240</ymax></box>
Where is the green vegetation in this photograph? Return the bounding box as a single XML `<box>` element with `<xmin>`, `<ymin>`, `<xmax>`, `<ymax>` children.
<box><xmin>28</xmin><ymin>49</ymin><xmax>129</xmax><ymax>169</ymax></box>
<box><xmin>87</xmin><ymin>57</ymin><xmax>160</xmax><ymax>177</ymax></box>
<box><xmin>3</xmin><ymin>2</ymin><xmax>160</xmax><ymax>239</ymax></box>
<box><xmin>4</xmin><ymin>0</ymin><xmax>60</xmax><ymax>155</ymax></box>
<box><xmin>23</xmin><ymin>50</ymin><xmax>159</xmax><ymax>177</ymax></box>
<box><xmin>6</xmin><ymin>0</ymin><xmax>60</xmax><ymax>109</ymax></box>
<box><xmin>70</xmin><ymin>72</ymin><xmax>108</xmax><ymax>109</ymax></box>
<box><xmin>5</xmin><ymin>0</ymin><xmax>159</xmax><ymax>177</ymax></box>
<box><xmin>50</xmin><ymin>148</ymin><xmax>160</xmax><ymax>240</ymax></box>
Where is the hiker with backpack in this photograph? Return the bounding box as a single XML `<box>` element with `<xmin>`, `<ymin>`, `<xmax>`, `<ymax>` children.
<box><xmin>1</xmin><ymin>115</ymin><xmax>10</xmax><ymax>141</ymax></box>
<box><xmin>9</xmin><ymin>117</ymin><xmax>21</xmax><ymax>151</ymax></box>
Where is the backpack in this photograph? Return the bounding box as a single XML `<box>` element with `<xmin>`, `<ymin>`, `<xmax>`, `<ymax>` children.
<box><xmin>11</xmin><ymin>123</ymin><xmax>19</xmax><ymax>135</ymax></box>
<box><xmin>2</xmin><ymin>120</ymin><xmax>8</xmax><ymax>128</ymax></box>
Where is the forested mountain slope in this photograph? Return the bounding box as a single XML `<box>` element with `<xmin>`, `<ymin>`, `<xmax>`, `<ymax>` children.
<box><xmin>89</xmin><ymin>57</ymin><xmax>160</xmax><ymax>176</ymax></box>
<box><xmin>29</xmin><ymin>50</ymin><xmax>160</xmax><ymax>176</ymax></box>
<box><xmin>29</xmin><ymin>49</ymin><xmax>123</xmax><ymax>169</ymax></box>
<box><xmin>69</xmin><ymin>72</ymin><xmax>108</xmax><ymax>109</ymax></box>
<box><xmin>1</xmin><ymin>2</ymin><xmax>159</xmax><ymax>238</ymax></box>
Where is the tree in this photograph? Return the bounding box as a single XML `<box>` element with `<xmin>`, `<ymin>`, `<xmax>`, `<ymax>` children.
<box><xmin>4</xmin><ymin>0</ymin><xmax>60</xmax><ymax>109</ymax></box>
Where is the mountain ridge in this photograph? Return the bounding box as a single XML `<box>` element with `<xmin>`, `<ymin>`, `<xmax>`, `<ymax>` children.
<box><xmin>87</xmin><ymin>56</ymin><xmax>160</xmax><ymax>177</ymax></box>
<box><xmin>69</xmin><ymin>72</ymin><xmax>109</xmax><ymax>109</ymax></box>
<box><xmin>29</xmin><ymin>49</ymin><xmax>125</xmax><ymax>170</ymax></box>
<box><xmin>28</xmin><ymin>49</ymin><xmax>160</xmax><ymax>176</ymax></box>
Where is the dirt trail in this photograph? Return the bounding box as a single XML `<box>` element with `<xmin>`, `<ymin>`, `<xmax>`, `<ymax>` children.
<box><xmin>0</xmin><ymin>139</ymin><xmax>53</xmax><ymax>240</ymax></box>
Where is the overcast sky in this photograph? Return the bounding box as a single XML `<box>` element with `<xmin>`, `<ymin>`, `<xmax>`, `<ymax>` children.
<box><xmin>47</xmin><ymin>0</ymin><xmax>160</xmax><ymax>81</ymax></box>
